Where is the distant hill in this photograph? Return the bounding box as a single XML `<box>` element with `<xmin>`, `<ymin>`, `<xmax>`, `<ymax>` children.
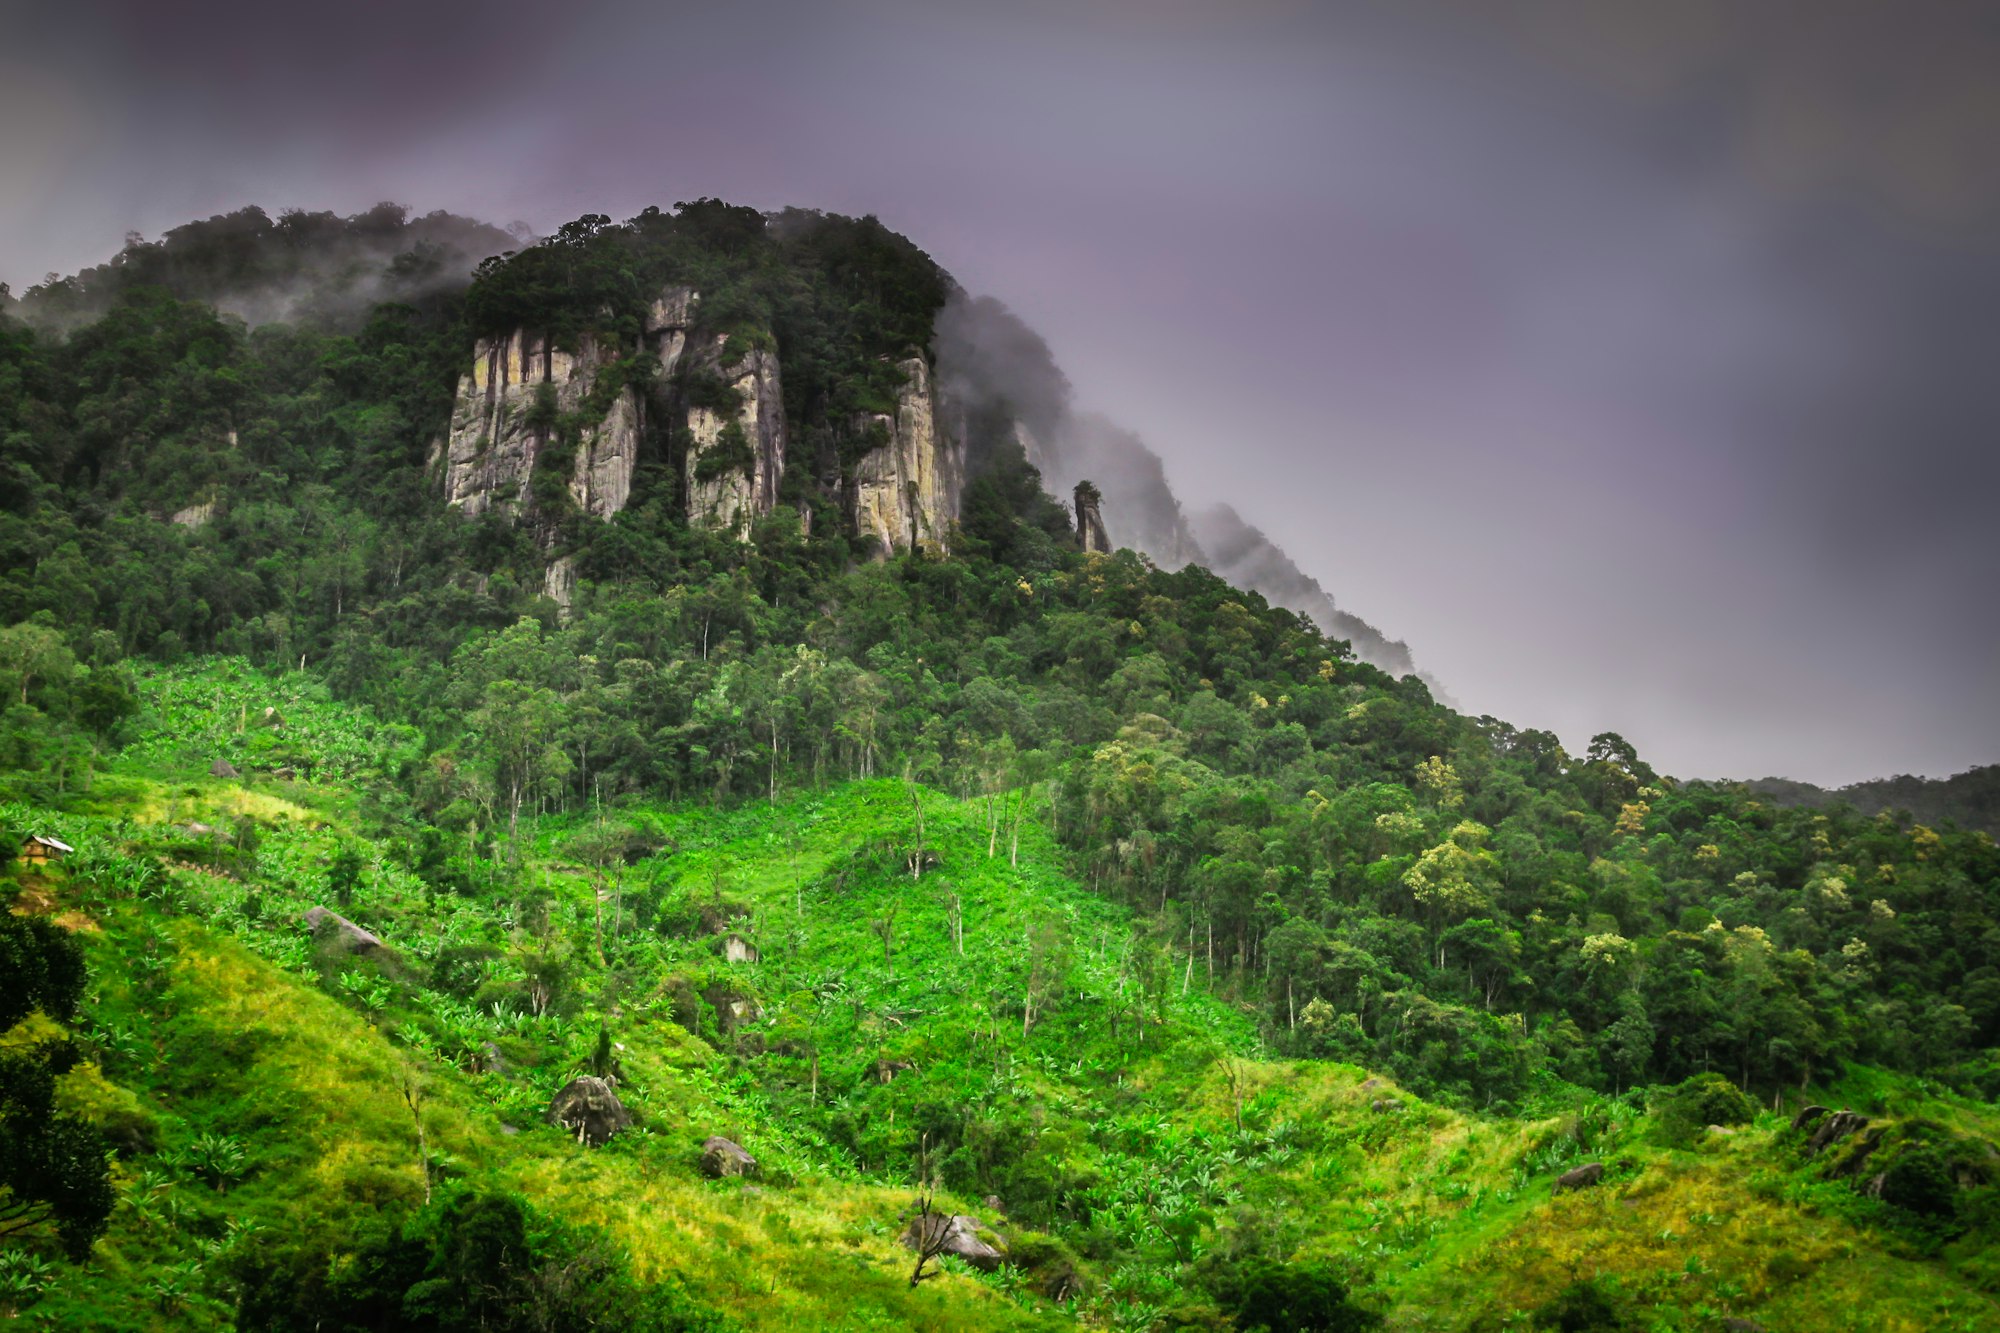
<box><xmin>1745</xmin><ymin>764</ymin><xmax>2000</xmax><ymax>837</ymax></box>
<box><xmin>7</xmin><ymin>202</ymin><xmax>516</xmax><ymax>331</ymax></box>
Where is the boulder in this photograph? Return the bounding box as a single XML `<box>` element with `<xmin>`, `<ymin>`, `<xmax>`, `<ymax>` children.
<box><xmin>546</xmin><ymin>1076</ymin><xmax>632</xmax><ymax>1147</ymax></box>
<box><xmin>901</xmin><ymin>1212</ymin><xmax>1007</xmax><ymax>1272</ymax></box>
<box><xmin>1826</xmin><ymin>1126</ymin><xmax>1885</xmax><ymax>1179</ymax></box>
<box><xmin>700</xmin><ymin>1136</ymin><xmax>757</xmax><ymax>1178</ymax></box>
<box><xmin>1554</xmin><ymin>1163</ymin><xmax>1605</xmax><ymax>1192</ymax></box>
<box><xmin>302</xmin><ymin>906</ymin><xmax>389</xmax><ymax>957</ymax></box>
<box><xmin>702</xmin><ymin>984</ymin><xmax>761</xmax><ymax>1034</ymax></box>
<box><xmin>1791</xmin><ymin>1104</ymin><xmax>1831</xmax><ymax>1133</ymax></box>
<box><xmin>1808</xmin><ymin>1110</ymin><xmax>1868</xmax><ymax>1155</ymax></box>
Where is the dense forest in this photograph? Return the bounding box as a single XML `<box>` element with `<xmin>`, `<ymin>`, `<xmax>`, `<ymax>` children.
<box><xmin>0</xmin><ymin>203</ymin><xmax>1995</xmax><ymax>1331</ymax></box>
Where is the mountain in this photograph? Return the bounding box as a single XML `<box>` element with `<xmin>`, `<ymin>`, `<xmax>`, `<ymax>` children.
<box><xmin>0</xmin><ymin>201</ymin><xmax>1996</xmax><ymax>1331</ymax></box>
<box><xmin>1745</xmin><ymin>765</ymin><xmax>2000</xmax><ymax>839</ymax></box>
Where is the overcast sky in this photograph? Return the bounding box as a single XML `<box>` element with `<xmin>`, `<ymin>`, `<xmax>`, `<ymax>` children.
<box><xmin>4</xmin><ymin>0</ymin><xmax>1996</xmax><ymax>786</ymax></box>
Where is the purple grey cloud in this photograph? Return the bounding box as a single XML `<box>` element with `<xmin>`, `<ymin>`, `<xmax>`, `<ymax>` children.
<box><xmin>4</xmin><ymin>0</ymin><xmax>1995</xmax><ymax>784</ymax></box>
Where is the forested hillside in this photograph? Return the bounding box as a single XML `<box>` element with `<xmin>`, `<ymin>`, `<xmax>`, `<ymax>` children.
<box><xmin>1747</xmin><ymin>768</ymin><xmax>2000</xmax><ymax>841</ymax></box>
<box><xmin>1</xmin><ymin>203</ymin><xmax>1996</xmax><ymax>1330</ymax></box>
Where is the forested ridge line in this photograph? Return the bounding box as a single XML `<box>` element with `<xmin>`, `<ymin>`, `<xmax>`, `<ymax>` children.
<box><xmin>0</xmin><ymin>200</ymin><xmax>1996</xmax><ymax>1331</ymax></box>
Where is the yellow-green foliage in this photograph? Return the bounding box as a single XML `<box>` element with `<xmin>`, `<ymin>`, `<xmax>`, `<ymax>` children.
<box><xmin>7</xmin><ymin>676</ymin><xmax>1998</xmax><ymax>1331</ymax></box>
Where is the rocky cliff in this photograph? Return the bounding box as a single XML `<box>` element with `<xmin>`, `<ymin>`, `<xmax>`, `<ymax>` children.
<box><xmin>440</xmin><ymin>329</ymin><xmax>638</xmax><ymax>521</ymax></box>
<box><xmin>440</xmin><ymin>284</ymin><xmax>800</xmax><ymax>543</ymax></box>
<box><xmin>853</xmin><ymin>355</ymin><xmax>962</xmax><ymax>554</ymax></box>
<box><xmin>682</xmin><ymin>333</ymin><xmax>786</xmax><ymax>537</ymax></box>
<box><xmin>1074</xmin><ymin>480</ymin><xmax>1111</xmax><ymax>554</ymax></box>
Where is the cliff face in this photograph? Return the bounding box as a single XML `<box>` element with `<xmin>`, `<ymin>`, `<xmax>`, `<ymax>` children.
<box><xmin>683</xmin><ymin>334</ymin><xmax>786</xmax><ymax>537</ymax></box>
<box><xmin>440</xmin><ymin>285</ymin><xmax>799</xmax><ymax>543</ymax></box>
<box><xmin>441</xmin><ymin>329</ymin><xmax>638</xmax><ymax>522</ymax></box>
<box><xmin>1074</xmin><ymin>481</ymin><xmax>1111</xmax><ymax>554</ymax></box>
<box><xmin>854</xmin><ymin>356</ymin><xmax>962</xmax><ymax>554</ymax></box>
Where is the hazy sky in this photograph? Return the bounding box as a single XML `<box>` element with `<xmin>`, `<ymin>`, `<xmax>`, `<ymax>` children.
<box><xmin>5</xmin><ymin>0</ymin><xmax>1997</xmax><ymax>786</ymax></box>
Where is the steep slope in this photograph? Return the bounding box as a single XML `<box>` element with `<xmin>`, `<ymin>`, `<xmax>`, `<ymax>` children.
<box><xmin>934</xmin><ymin>292</ymin><xmax>1417</xmax><ymax>676</ymax></box>
<box><xmin>5</xmin><ymin>663</ymin><xmax>1998</xmax><ymax>1329</ymax></box>
<box><xmin>1189</xmin><ymin>503</ymin><xmax>1417</xmax><ymax>679</ymax></box>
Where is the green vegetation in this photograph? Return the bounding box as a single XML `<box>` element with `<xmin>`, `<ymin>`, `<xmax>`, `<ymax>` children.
<box><xmin>0</xmin><ymin>201</ymin><xmax>1995</xmax><ymax>1329</ymax></box>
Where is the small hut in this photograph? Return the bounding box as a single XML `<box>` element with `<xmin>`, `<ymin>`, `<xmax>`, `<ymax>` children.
<box><xmin>17</xmin><ymin>835</ymin><xmax>73</xmax><ymax>864</ymax></box>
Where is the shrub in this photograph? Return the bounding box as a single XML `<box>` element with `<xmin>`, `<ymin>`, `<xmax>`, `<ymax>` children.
<box><xmin>1206</xmin><ymin>1258</ymin><xmax>1379</xmax><ymax>1333</ymax></box>
<box><xmin>1654</xmin><ymin>1073</ymin><xmax>1757</xmax><ymax>1147</ymax></box>
<box><xmin>1531</xmin><ymin>1277</ymin><xmax>1636</xmax><ymax>1331</ymax></box>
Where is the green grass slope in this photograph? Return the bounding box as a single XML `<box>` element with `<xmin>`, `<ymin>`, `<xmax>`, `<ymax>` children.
<box><xmin>3</xmin><ymin>661</ymin><xmax>1998</xmax><ymax>1331</ymax></box>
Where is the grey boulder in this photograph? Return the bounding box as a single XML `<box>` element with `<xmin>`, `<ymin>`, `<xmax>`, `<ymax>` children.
<box><xmin>547</xmin><ymin>1076</ymin><xmax>632</xmax><ymax>1147</ymax></box>
<box><xmin>700</xmin><ymin>1135</ymin><xmax>757</xmax><ymax>1178</ymax></box>
<box><xmin>902</xmin><ymin>1212</ymin><xmax>1007</xmax><ymax>1272</ymax></box>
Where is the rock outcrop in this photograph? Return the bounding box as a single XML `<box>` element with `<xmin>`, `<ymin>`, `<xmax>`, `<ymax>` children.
<box><xmin>699</xmin><ymin>1135</ymin><xmax>757</xmax><ymax>1178</ymax></box>
<box><xmin>1074</xmin><ymin>480</ymin><xmax>1110</xmax><ymax>553</ymax></box>
<box><xmin>301</xmin><ymin>906</ymin><xmax>387</xmax><ymax>956</ymax></box>
<box><xmin>901</xmin><ymin>1212</ymin><xmax>1007</xmax><ymax>1272</ymax></box>
<box><xmin>683</xmin><ymin>334</ymin><xmax>785</xmax><ymax>536</ymax></box>
<box><xmin>442</xmin><ymin>330</ymin><xmax>639</xmax><ymax>521</ymax></box>
<box><xmin>546</xmin><ymin>1075</ymin><xmax>631</xmax><ymax>1147</ymax></box>
<box><xmin>854</xmin><ymin>356</ymin><xmax>962</xmax><ymax>554</ymax></box>
<box><xmin>1808</xmin><ymin>1110</ymin><xmax>1869</xmax><ymax>1155</ymax></box>
<box><xmin>301</xmin><ymin>906</ymin><xmax>409</xmax><ymax>979</ymax></box>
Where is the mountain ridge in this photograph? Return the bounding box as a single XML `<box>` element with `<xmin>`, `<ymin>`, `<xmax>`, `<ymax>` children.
<box><xmin>0</xmin><ymin>199</ymin><xmax>1996</xmax><ymax>1331</ymax></box>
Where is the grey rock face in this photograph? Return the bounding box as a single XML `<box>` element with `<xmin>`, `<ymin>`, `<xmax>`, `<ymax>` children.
<box><xmin>442</xmin><ymin>330</ymin><xmax>639</xmax><ymax>522</ymax></box>
<box><xmin>1074</xmin><ymin>481</ymin><xmax>1110</xmax><ymax>553</ymax></box>
<box><xmin>546</xmin><ymin>1075</ymin><xmax>632</xmax><ymax>1147</ymax></box>
<box><xmin>439</xmin><ymin>285</ymin><xmax>704</xmax><ymax>528</ymax></box>
<box><xmin>301</xmin><ymin>906</ymin><xmax>408</xmax><ymax>979</ymax></box>
<box><xmin>301</xmin><ymin>906</ymin><xmax>386</xmax><ymax>956</ymax></box>
<box><xmin>699</xmin><ymin>1135</ymin><xmax>757</xmax><ymax>1178</ymax></box>
<box><xmin>901</xmin><ymin>1212</ymin><xmax>1007</xmax><ymax>1272</ymax></box>
<box><xmin>684</xmin><ymin>334</ymin><xmax>785</xmax><ymax>537</ymax></box>
<box><xmin>854</xmin><ymin>356</ymin><xmax>962</xmax><ymax>555</ymax></box>
<box><xmin>542</xmin><ymin>555</ymin><xmax>577</xmax><ymax>616</ymax></box>
<box><xmin>1826</xmin><ymin>1126</ymin><xmax>1886</xmax><ymax>1178</ymax></box>
<box><xmin>1808</xmin><ymin>1110</ymin><xmax>1869</xmax><ymax>1155</ymax></box>
<box><xmin>170</xmin><ymin>497</ymin><xmax>218</xmax><ymax>529</ymax></box>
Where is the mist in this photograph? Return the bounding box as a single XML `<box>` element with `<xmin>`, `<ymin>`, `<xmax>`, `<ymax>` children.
<box><xmin>9</xmin><ymin>204</ymin><xmax>517</xmax><ymax>332</ymax></box>
<box><xmin>934</xmin><ymin>289</ymin><xmax>1421</xmax><ymax>677</ymax></box>
<box><xmin>7</xmin><ymin>0</ymin><xmax>1998</xmax><ymax>784</ymax></box>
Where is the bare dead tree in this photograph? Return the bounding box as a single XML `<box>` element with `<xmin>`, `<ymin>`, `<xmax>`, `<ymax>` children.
<box><xmin>943</xmin><ymin>883</ymin><xmax>964</xmax><ymax>956</ymax></box>
<box><xmin>397</xmin><ymin>1066</ymin><xmax>432</xmax><ymax>1204</ymax></box>
<box><xmin>906</xmin><ymin>1187</ymin><xmax>954</xmax><ymax>1286</ymax></box>
<box><xmin>874</xmin><ymin>900</ymin><xmax>902</xmax><ymax>979</ymax></box>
